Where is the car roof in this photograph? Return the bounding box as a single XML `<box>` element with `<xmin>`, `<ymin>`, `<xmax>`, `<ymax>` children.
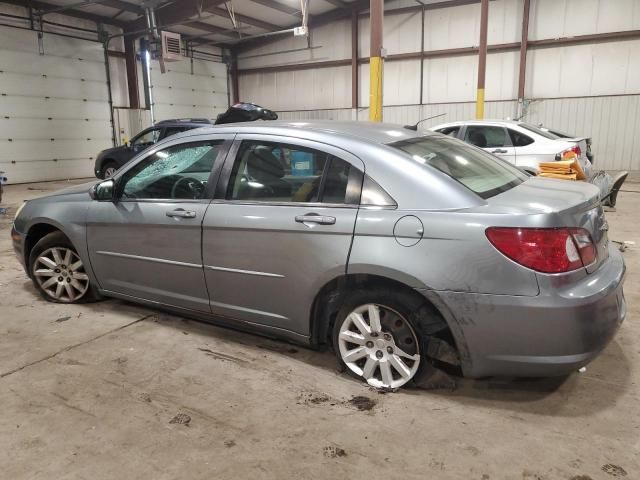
<box><xmin>154</xmin><ymin>118</ymin><xmax>213</xmax><ymax>127</ymax></box>
<box><xmin>432</xmin><ymin>119</ymin><xmax>523</xmax><ymax>128</ymax></box>
<box><xmin>183</xmin><ymin>120</ymin><xmax>433</xmax><ymax>145</ymax></box>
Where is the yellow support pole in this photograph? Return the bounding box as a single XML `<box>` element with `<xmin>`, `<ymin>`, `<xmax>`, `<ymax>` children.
<box><xmin>475</xmin><ymin>0</ymin><xmax>489</xmax><ymax>119</ymax></box>
<box><xmin>369</xmin><ymin>56</ymin><xmax>383</xmax><ymax>122</ymax></box>
<box><xmin>369</xmin><ymin>0</ymin><xmax>383</xmax><ymax>122</ymax></box>
<box><xmin>475</xmin><ymin>88</ymin><xmax>485</xmax><ymax>120</ymax></box>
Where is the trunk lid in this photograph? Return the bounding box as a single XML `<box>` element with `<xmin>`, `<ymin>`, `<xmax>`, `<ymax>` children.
<box><xmin>485</xmin><ymin>177</ymin><xmax>609</xmax><ymax>273</ymax></box>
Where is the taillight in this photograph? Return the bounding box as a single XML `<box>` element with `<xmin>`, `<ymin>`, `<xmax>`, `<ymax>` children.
<box><xmin>486</xmin><ymin>227</ymin><xmax>596</xmax><ymax>273</ymax></box>
<box><xmin>556</xmin><ymin>145</ymin><xmax>581</xmax><ymax>160</ymax></box>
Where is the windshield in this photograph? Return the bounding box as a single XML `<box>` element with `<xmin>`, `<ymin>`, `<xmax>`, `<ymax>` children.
<box><xmin>519</xmin><ymin>123</ymin><xmax>561</xmax><ymax>139</ymax></box>
<box><xmin>390</xmin><ymin>136</ymin><xmax>528</xmax><ymax>199</ymax></box>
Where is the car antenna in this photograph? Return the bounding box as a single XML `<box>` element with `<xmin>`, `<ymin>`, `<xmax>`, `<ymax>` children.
<box><xmin>403</xmin><ymin>113</ymin><xmax>446</xmax><ymax>131</ymax></box>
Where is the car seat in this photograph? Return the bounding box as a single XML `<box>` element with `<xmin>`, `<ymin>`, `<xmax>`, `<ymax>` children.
<box><xmin>236</xmin><ymin>146</ymin><xmax>291</xmax><ymax>200</ymax></box>
<box><xmin>468</xmin><ymin>130</ymin><xmax>487</xmax><ymax>148</ymax></box>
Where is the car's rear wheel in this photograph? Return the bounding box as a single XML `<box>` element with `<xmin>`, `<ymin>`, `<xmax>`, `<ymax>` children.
<box><xmin>29</xmin><ymin>232</ymin><xmax>99</xmax><ymax>303</ymax></box>
<box><xmin>332</xmin><ymin>288</ymin><xmax>448</xmax><ymax>389</ymax></box>
<box><xmin>102</xmin><ymin>161</ymin><xmax>118</xmax><ymax>179</ymax></box>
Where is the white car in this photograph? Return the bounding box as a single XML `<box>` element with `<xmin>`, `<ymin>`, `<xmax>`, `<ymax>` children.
<box><xmin>430</xmin><ymin>120</ymin><xmax>592</xmax><ymax>176</ymax></box>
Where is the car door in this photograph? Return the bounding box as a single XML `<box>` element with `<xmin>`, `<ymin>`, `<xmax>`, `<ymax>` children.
<box><xmin>202</xmin><ymin>135</ymin><xmax>364</xmax><ymax>337</ymax></box>
<box><xmin>87</xmin><ymin>135</ymin><xmax>233</xmax><ymax>312</ymax></box>
<box><xmin>506</xmin><ymin>128</ymin><xmax>540</xmax><ymax>171</ymax></box>
<box><xmin>463</xmin><ymin>125</ymin><xmax>516</xmax><ymax>165</ymax></box>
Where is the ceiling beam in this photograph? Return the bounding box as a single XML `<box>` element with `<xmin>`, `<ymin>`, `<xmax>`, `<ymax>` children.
<box><xmin>35</xmin><ymin>0</ymin><xmax>112</xmax><ymax>16</ymax></box>
<box><xmin>0</xmin><ymin>0</ymin><xmax>127</xmax><ymax>27</ymax></box>
<box><xmin>102</xmin><ymin>0</ymin><xmax>143</xmax><ymax>14</ymax></box>
<box><xmin>322</xmin><ymin>0</ymin><xmax>347</xmax><ymax>8</ymax></box>
<box><xmin>247</xmin><ymin>0</ymin><xmax>300</xmax><ymax>17</ymax></box>
<box><xmin>203</xmin><ymin>5</ymin><xmax>282</xmax><ymax>31</ymax></box>
<box><xmin>185</xmin><ymin>20</ymin><xmax>234</xmax><ymax>35</ymax></box>
<box><xmin>127</xmin><ymin>0</ymin><xmax>228</xmax><ymax>32</ymax></box>
<box><xmin>234</xmin><ymin>0</ymin><xmax>369</xmax><ymax>52</ymax></box>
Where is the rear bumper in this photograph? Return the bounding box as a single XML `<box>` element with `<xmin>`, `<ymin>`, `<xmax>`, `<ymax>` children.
<box><xmin>435</xmin><ymin>245</ymin><xmax>626</xmax><ymax>378</ymax></box>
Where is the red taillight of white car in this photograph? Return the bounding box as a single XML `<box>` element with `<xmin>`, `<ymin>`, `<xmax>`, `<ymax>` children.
<box><xmin>555</xmin><ymin>145</ymin><xmax>582</xmax><ymax>161</ymax></box>
<box><xmin>485</xmin><ymin>227</ymin><xmax>597</xmax><ymax>273</ymax></box>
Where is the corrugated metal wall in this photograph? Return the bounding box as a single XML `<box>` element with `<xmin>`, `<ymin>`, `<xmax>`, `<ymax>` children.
<box><xmin>277</xmin><ymin>94</ymin><xmax>640</xmax><ymax>171</ymax></box>
<box><xmin>238</xmin><ymin>0</ymin><xmax>640</xmax><ymax>170</ymax></box>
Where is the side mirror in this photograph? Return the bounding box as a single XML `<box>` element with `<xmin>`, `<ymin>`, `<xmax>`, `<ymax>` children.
<box><xmin>90</xmin><ymin>179</ymin><xmax>115</xmax><ymax>201</ymax></box>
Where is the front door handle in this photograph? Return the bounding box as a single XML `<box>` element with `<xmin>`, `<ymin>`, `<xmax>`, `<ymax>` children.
<box><xmin>295</xmin><ymin>214</ymin><xmax>336</xmax><ymax>225</ymax></box>
<box><xmin>491</xmin><ymin>148</ymin><xmax>507</xmax><ymax>154</ymax></box>
<box><xmin>166</xmin><ymin>208</ymin><xmax>196</xmax><ymax>219</ymax></box>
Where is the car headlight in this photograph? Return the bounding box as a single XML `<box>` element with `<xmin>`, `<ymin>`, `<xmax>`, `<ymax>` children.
<box><xmin>14</xmin><ymin>201</ymin><xmax>26</xmax><ymax>220</ymax></box>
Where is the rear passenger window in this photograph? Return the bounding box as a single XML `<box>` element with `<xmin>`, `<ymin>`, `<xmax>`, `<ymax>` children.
<box><xmin>436</xmin><ymin>126</ymin><xmax>460</xmax><ymax>137</ymax></box>
<box><xmin>464</xmin><ymin>126</ymin><xmax>509</xmax><ymax>148</ymax></box>
<box><xmin>226</xmin><ymin>140</ymin><xmax>358</xmax><ymax>204</ymax></box>
<box><xmin>508</xmin><ymin>129</ymin><xmax>534</xmax><ymax>147</ymax></box>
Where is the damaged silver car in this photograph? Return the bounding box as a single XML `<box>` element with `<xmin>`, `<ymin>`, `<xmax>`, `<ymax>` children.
<box><xmin>11</xmin><ymin>121</ymin><xmax>626</xmax><ymax>388</ymax></box>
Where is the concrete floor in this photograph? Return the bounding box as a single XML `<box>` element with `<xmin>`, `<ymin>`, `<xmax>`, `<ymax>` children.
<box><xmin>0</xmin><ymin>178</ymin><xmax>638</xmax><ymax>480</ymax></box>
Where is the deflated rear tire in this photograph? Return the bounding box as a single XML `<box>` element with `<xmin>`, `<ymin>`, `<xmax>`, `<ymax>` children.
<box><xmin>332</xmin><ymin>288</ymin><xmax>457</xmax><ymax>389</ymax></box>
<box><xmin>29</xmin><ymin>231</ymin><xmax>100</xmax><ymax>303</ymax></box>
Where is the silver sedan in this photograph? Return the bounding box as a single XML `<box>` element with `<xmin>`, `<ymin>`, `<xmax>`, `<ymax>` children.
<box><xmin>11</xmin><ymin>121</ymin><xmax>626</xmax><ymax>389</ymax></box>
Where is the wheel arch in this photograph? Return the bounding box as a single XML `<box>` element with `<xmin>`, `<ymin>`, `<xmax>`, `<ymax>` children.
<box><xmin>309</xmin><ymin>272</ymin><xmax>471</xmax><ymax>372</ymax></box>
<box><xmin>24</xmin><ymin>222</ymin><xmax>67</xmax><ymax>272</ymax></box>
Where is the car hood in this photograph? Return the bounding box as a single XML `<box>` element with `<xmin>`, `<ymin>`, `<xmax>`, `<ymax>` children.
<box><xmin>98</xmin><ymin>146</ymin><xmax>123</xmax><ymax>158</ymax></box>
<box><xmin>30</xmin><ymin>180</ymin><xmax>99</xmax><ymax>202</ymax></box>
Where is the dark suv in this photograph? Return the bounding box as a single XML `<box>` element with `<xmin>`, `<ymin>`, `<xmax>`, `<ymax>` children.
<box><xmin>94</xmin><ymin>118</ymin><xmax>212</xmax><ymax>178</ymax></box>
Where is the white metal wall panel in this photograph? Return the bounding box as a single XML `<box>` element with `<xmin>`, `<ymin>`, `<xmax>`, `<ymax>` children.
<box><xmin>0</xmin><ymin>27</ymin><xmax>111</xmax><ymax>184</ymax></box>
<box><xmin>238</xmin><ymin>19</ymin><xmax>351</xmax><ymax>70</ymax></box>
<box><xmin>239</xmin><ymin>66</ymin><xmax>351</xmax><ymax>110</ymax></box>
<box><xmin>150</xmin><ymin>57</ymin><xmax>228</xmax><ymax>122</ymax></box>
<box><xmin>530</xmin><ymin>0</ymin><xmax>640</xmax><ymax>40</ymax></box>
<box><xmin>526</xmin><ymin>40</ymin><xmax>640</xmax><ymax>99</ymax></box>
<box><xmin>383</xmin><ymin>60</ymin><xmax>422</xmax><ymax>106</ymax></box>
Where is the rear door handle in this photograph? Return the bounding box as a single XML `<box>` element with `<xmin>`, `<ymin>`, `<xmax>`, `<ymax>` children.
<box><xmin>166</xmin><ymin>208</ymin><xmax>196</xmax><ymax>219</ymax></box>
<box><xmin>491</xmin><ymin>148</ymin><xmax>507</xmax><ymax>154</ymax></box>
<box><xmin>295</xmin><ymin>214</ymin><xmax>336</xmax><ymax>225</ymax></box>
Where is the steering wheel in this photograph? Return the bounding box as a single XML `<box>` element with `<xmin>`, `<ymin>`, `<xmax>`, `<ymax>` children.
<box><xmin>171</xmin><ymin>176</ymin><xmax>205</xmax><ymax>199</ymax></box>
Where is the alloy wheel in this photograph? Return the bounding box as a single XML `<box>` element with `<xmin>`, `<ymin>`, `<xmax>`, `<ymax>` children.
<box><xmin>104</xmin><ymin>166</ymin><xmax>117</xmax><ymax>178</ymax></box>
<box><xmin>33</xmin><ymin>247</ymin><xmax>90</xmax><ymax>302</ymax></box>
<box><xmin>338</xmin><ymin>303</ymin><xmax>420</xmax><ymax>389</ymax></box>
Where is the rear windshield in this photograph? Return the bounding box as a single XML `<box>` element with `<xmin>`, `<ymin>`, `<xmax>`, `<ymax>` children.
<box><xmin>390</xmin><ymin>136</ymin><xmax>528</xmax><ymax>199</ymax></box>
<box><xmin>519</xmin><ymin>123</ymin><xmax>560</xmax><ymax>139</ymax></box>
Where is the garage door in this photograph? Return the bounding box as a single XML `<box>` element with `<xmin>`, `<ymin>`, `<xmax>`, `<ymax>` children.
<box><xmin>0</xmin><ymin>27</ymin><xmax>112</xmax><ymax>184</ymax></box>
<box><xmin>150</xmin><ymin>57</ymin><xmax>228</xmax><ymax>122</ymax></box>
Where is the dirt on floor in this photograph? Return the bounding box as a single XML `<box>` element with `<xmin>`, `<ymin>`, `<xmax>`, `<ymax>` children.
<box><xmin>0</xmin><ymin>177</ymin><xmax>638</xmax><ymax>480</ymax></box>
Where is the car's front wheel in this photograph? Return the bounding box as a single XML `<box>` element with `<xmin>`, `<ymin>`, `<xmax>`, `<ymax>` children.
<box><xmin>29</xmin><ymin>231</ymin><xmax>98</xmax><ymax>303</ymax></box>
<box><xmin>102</xmin><ymin>161</ymin><xmax>118</xmax><ymax>179</ymax></box>
<box><xmin>333</xmin><ymin>288</ymin><xmax>447</xmax><ymax>389</ymax></box>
